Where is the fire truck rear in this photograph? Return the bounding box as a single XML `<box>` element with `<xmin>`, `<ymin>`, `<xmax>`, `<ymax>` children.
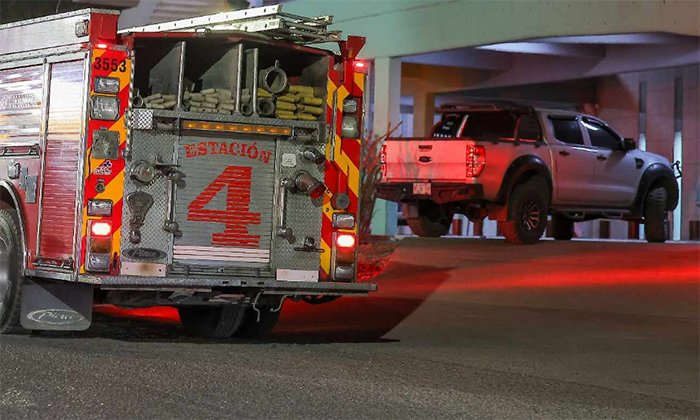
<box><xmin>0</xmin><ymin>6</ymin><xmax>374</xmax><ymax>338</ymax></box>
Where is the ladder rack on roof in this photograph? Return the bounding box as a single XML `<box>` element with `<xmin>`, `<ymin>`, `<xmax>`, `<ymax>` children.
<box><xmin>119</xmin><ymin>4</ymin><xmax>341</xmax><ymax>45</ymax></box>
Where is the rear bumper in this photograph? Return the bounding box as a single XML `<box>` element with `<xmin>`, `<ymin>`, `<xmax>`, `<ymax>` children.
<box><xmin>376</xmin><ymin>182</ymin><xmax>484</xmax><ymax>204</ymax></box>
<box><xmin>81</xmin><ymin>275</ymin><xmax>376</xmax><ymax>296</ymax></box>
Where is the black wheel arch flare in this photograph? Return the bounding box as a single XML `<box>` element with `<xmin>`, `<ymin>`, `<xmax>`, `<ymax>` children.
<box><xmin>633</xmin><ymin>163</ymin><xmax>679</xmax><ymax>213</ymax></box>
<box><xmin>495</xmin><ymin>155</ymin><xmax>553</xmax><ymax>206</ymax></box>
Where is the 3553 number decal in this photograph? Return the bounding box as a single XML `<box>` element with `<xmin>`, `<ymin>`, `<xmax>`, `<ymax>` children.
<box><xmin>93</xmin><ymin>57</ymin><xmax>127</xmax><ymax>73</ymax></box>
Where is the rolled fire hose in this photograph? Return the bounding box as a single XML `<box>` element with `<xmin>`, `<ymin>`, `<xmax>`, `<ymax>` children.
<box><xmin>241</xmin><ymin>102</ymin><xmax>254</xmax><ymax>117</ymax></box>
<box><xmin>259</xmin><ymin>64</ymin><xmax>288</xmax><ymax>94</ymax></box>
<box><xmin>257</xmin><ymin>98</ymin><xmax>276</xmax><ymax>117</ymax></box>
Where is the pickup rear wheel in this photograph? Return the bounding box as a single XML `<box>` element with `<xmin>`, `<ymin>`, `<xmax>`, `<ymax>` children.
<box><xmin>551</xmin><ymin>214</ymin><xmax>574</xmax><ymax>241</ymax></box>
<box><xmin>178</xmin><ymin>305</ymin><xmax>246</xmax><ymax>339</ymax></box>
<box><xmin>406</xmin><ymin>204</ymin><xmax>452</xmax><ymax>238</ymax></box>
<box><xmin>644</xmin><ymin>186</ymin><xmax>668</xmax><ymax>243</ymax></box>
<box><xmin>500</xmin><ymin>180</ymin><xmax>549</xmax><ymax>244</ymax></box>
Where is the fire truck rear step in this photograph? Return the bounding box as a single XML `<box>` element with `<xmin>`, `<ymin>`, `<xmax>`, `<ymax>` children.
<box><xmin>93</xmin><ymin>275</ymin><xmax>377</xmax><ymax>296</ymax></box>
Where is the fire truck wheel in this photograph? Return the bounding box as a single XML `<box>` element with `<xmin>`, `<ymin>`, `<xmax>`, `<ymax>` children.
<box><xmin>234</xmin><ymin>305</ymin><xmax>281</xmax><ymax>339</ymax></box>
<box><xmin>177</xmin><ymin>305</ymin><xmax>246</xmax><ymax>339</ymax></box>
<box><xmin>0</xmin><ymin>210</ymin><xmax>24</xmax><ymax>334</ymax></box>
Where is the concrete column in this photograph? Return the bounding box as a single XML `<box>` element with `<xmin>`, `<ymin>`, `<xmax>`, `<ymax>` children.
<box><xmin>371</xmin><ymin>57</ymin><xmax>401</xmax><ymax>236</ymax></box>
<box><xmin>413</xmin><ymin>91</ymin><xmax>436</xmax><ymax>137</ymax></box>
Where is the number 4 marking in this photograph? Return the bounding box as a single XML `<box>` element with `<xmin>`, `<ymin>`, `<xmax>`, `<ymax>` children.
<box><xmin>187</xmin><ymin>166</ymin><xmax>262</xmax><ymax>248</ymax></box>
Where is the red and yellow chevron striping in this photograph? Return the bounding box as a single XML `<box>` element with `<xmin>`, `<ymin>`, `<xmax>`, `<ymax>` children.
<box><xmin>80</xmin><ymin>48</ymin><xmax>131</xmax><ymax>273</ymax></box>
<box><xmin>319</xmin><ymin>60</ymin><xmax>365</xmax><ymax>280</ymax></box>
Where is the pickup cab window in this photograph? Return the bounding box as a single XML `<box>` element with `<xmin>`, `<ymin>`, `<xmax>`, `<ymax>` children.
<box><xmin>550</xmin><ymin>117</ymin><xmax>584</xmax><ymax>145</ymax></box>
<box><xmin>582</xmin><ymin>118</ymin><xmax>623</xmax><ymax>150</ymax></box>
<box><xmin>461</xmin><ymin>112</ymin><xmax>517</xmax><ymax>140</ymax></box>
<box><xmin>432</xmin><ymin>114</ymin><xmax>463</xmax><ymax>138</ymax></box>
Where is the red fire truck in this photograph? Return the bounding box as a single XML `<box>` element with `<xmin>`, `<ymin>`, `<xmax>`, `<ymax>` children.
<box><xmin>0</xmin><ymin>6</ymin><xmax>374</xmax><ymax>338</ymax></box>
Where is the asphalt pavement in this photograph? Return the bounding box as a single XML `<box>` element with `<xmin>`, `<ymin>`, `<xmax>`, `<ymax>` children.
<box><xmin>1</xmin><ymin>238</ymin><xmax>698</xmax><ymax>419</ymax></box>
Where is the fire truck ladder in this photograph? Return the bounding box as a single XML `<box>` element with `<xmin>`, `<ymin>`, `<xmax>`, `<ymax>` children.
<box><xmin>119</xmin><ymin>4</ymin><xmax>341</xmax><ymax>45</ymax></box>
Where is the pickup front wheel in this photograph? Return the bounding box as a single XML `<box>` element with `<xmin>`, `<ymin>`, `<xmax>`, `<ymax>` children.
<box><xmin>500</xmin><ymin>180</ymin><xmax>549</xmax><ymax>245</ymax></box>
<box><xmin>406</xmin><ymin>203</ymin><xmax>453</xmax><ymax>238</ymax></box>
<box><xmin>644</xmin><ymin>186</ymin><xmax>668</xmax><ymax>243</ymax></box>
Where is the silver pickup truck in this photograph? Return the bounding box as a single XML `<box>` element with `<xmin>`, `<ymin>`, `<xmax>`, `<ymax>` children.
<box><xmin>376</xmin><ymin>103</ymin><xmax>679</xmax><ymax>244</ymax></box>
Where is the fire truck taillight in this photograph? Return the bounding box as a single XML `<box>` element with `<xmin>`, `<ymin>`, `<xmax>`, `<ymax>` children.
<box><xmin>333</xmin><ymin>232</ymin><xmax>356</xmax><ymax>281</ymax></box>
<box><xmin>94</xmin><ymin>77</ymin><xmax>121</xmax><ymax>94</ymax></box>
<box><xmin>90</xmin><ymin>95</ymin><xmax>120</xmax><ymax>121</ymax></box>
<box><xmin>87</xmin><ymin>199</ymin><xmax>113</xmax><ymax>216</ymax></box>
<box><xmin>466</xmin><ymin>144</ymin><xmax>486</xmax><ymax>178</ymax></box>
<box><xmin>342</xmin><ymin>98</ymin><xmax>358</xmax><ymax>114</ymax></box>
<box><xmin>87</xmin><ymin>220</ymin><xmax>113</xmax><ymax>272</ymax></box>
<box><xmin>90</xmin><ymin>221</ymin><xmax>112</xmax><ymax>237</ymax></box>
<box><xmin>336</xmin><ymin>233</ymin><xmax>356</xmax><ymax>249</ymax></box>
<box><xmin>332</xmin><ymin>213</ymin><xmax>356</xmax><ymax>230</ymax></box>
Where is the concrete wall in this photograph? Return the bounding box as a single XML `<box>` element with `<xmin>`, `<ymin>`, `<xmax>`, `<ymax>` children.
<box><xmin>597</xmin><ymin>64</ymin><xmax>699</xmax><ymax>240</ymax></box>
<box><xmin>285</xmin><ymin>0</ymin><xmax>700</xmax><ymax>59</ymax></box>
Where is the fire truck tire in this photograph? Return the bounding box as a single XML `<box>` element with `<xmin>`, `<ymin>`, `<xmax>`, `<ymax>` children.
<box><xmin>406</xmin><ymin>204</ymin><xmax>452</xmax><ymax>237</ymax></box>
<box><xmin>551</xmin><ymin>214</ymin><xmax>574</xmax><ymax>241</ymax></box>
<box><xmin>500</xmin><ymin>178</ymin><xmax>549</xmax><ymax>245</ymax></box>
<box><xmin>177</xmin><ymin>305</ymin><xmax>246</xmax><ymax>339</ymax></box>
<box><xmin>0</xmin><ymin>210</ymin><xmax>24</xmax><ymax>334</ymax></box>
<box><xmin>234</xmin><ymin>305</ymin><xmax>281</xmax><ymax>339</ymax></box>
<box><xmin>644</xmin><ymin>186</ymin><xmax>668</xmax><ymax>243</ymax></box>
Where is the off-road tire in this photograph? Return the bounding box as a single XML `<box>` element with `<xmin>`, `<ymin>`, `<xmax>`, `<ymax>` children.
<box><xmin>644</xmin><ymin>187</ymin><xmax>668</xmax><ymax>243</ymax></box>
<box><xmin>406</xmin><ymin>204</ymin><xmax>453</xmax><ymax>237</ymax></box>
<box><xmin>178</xmin><ymin>305</ymin><xmax>246</xmax><ymax>339</ymax></box>
<box><xmin>551</xmin><ymin>214</ymin><xmax>574</xmax><ymax>241</ymax></box>
<box><xmin>500</xmin><ymin>178</ymin><xmax>549</xmax><ymax>245</ymax></box>
<box><xmin>234</xmin><ymin>305</ymin><xmax>281</xmax><ymax>339</ymax></box>
<box><xmin>0</xmin><ymin>209</ymin><xmax>24</xmax><ymax>334</ymax></box>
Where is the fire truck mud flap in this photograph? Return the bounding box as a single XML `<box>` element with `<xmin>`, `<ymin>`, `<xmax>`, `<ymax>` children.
<box><xmin>90</xmin><ymin>276</ymin><xmax>377</xmax><ymax>296</ymax></box>
<box><xmin>20</xmin><ymin>279</ymin><xmax>93</xmax><ymax>331</ymax></box>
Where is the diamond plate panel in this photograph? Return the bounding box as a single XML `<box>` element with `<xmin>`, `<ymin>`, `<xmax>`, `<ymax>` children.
<box><xmin>131</xmin><ymin>108</ymin><xmax>153</xmax><ymax>130</ymax></box>
<box><xmin>173</xmin><ymin>134</ymin><xmax>276</xmax><ymax>269</ymax></box>
<box><xmin>272</xmin><ymin>140</ymin><xmax>325</xmax><ymax>272</ymax></box>
<box><xmin>120</xmin><ymin>129</ymin><xmax>177</xmax><ymax>264</ymax></box>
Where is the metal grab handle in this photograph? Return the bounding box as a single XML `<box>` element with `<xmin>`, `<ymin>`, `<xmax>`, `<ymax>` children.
<box><xmin>559</xmin><ymin>150</ymin><xmax>570</xmax><ymax>157</ymax></box>
<box><xmin>596</xmin><ymin>155</ymin><xmax>607</xmax><ymax>161</ymax></box>
<box><xmin>276</xmin><ymin>178</ymin><xmax>295</xmax><ymax>244</ymax></box>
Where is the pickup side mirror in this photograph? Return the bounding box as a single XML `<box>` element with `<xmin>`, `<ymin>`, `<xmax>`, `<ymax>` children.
<box><xmin>623</xmin><ymin>137</ymin><xmax>637</xmax><ymax>151</ymax></box>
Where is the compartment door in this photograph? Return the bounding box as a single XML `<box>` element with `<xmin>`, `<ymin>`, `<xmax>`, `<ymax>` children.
<box><xmin>173</xmin><ymin>135</ymin><xmax>276</xmax><ymax>268</ymax></box>
<box><xmin>38</xmin><ymin>61</ymin><xmax>86</xmax><ymax>263</ymax></box>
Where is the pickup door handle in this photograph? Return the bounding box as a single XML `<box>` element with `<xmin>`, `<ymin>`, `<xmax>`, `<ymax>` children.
<box><xmin>418</xmin><ymin>156</ymin><xmax>432</xmax><ymax>163</ymax></box>
<box><xmin>558</xmin><ymin>150</ymin><xmax>570</xmax><ymax>157</ymax></box>
<box><xmin>596</xmin><ymin>155</ymin><xmax>608</xmax><ymax>161</ymax></box>
<box><xmin>418</xmin><ymin>145</ymin><xmax>433</xmax><ymax>151</ymax></box>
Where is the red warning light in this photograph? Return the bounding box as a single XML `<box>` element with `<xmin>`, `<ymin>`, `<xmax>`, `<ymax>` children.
<box><xmin>91</xmin><ymin>221</ymin><xmax>112</xmax><ymax>237</ymax></box>
<box><xmin>336</xmin><ymin>233</ymin><xmax>356</xmax><ymax>249</ymax></box>
<box><xmin>353</xmin><ymin>61</ymin><xmax>367</xmax><ymax>73</ymax></box>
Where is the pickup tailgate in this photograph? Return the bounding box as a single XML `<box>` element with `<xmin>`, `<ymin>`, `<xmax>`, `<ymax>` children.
<box><xmin>383</xmin><ymin>139</ymin><xmax>468</xmax><ymax>182</ymax></box>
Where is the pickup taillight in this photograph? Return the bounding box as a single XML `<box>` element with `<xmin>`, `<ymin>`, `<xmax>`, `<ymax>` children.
<box><xmin>466</xmin><ymin>145</ymin><xmax>485</xmax><ymax>178</ymax></box>
<box><xmin>380</xmin><ymin>144</ymin><xmax>387</xmax><ymax>177</ymax></box>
